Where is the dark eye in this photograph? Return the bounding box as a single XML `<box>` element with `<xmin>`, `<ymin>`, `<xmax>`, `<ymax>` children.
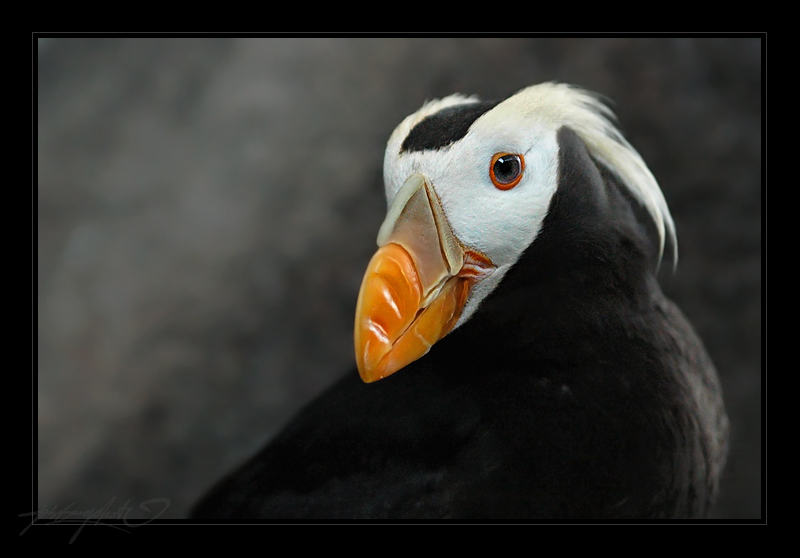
<box><xmin>490</xmin><ymin>153</ymin><xmax>525</xmax><ymax>190</ymax></box>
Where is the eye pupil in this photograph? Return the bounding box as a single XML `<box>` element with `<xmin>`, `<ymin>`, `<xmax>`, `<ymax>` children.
<box><xmin>494</xmin><ymin>156</ymin><xmax>520</xmax><ymax>183</ymax></box>
<box><xmin>490</xmin><ymin>153</ymin><xmax>524</xmax><ymax>190</ymax></box>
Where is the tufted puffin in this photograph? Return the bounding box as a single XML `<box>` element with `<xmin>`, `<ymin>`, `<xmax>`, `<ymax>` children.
<box><xmin>191</xmin><ymin>83</ymin><xmax>728</xmax><ymax>520</ymax></box>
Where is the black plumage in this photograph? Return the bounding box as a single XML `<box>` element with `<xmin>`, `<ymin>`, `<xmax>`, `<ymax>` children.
<box><xmin>192</xmin><ymin>94</ymin><xmax>727</xmax><ymax>520</ymax></box>
<box><xmin>400</xmin><ymin>100</ymin><xmax>501</xmax><ymax>153</ymax></box>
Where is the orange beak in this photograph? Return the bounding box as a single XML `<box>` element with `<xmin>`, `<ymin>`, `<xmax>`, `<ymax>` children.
<box><xmin>354</xmin><ymin>174</ymin><xmax>495</xmax><ymax>383</ymax></box>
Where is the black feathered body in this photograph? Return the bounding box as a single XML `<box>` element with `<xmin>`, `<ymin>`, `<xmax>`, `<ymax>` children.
<box><xmin>192</xmin><ymin>127</ymin><xmax>727</xmax><ymax>520</ymax></box>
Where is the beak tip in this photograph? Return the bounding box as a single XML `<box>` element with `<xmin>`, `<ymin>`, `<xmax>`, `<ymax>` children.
<box><xmin>358</xmin><ymin>371</ymin><xmax>379</xmax><ymax>384</ymax></box>
<box><xmin>357</xmin><ymin>361</ymin><xmax>392</xmax><ymax>384</ymax></box>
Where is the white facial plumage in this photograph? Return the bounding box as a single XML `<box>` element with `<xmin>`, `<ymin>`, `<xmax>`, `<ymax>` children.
<box><xmin>382</xmin><ymin>83</ymin><xmax>676</xmax><ymax>329</ymax></box>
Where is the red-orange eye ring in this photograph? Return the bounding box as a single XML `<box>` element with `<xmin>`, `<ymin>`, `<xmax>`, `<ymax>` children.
<box><xmin>490</xmin><ymin>153</ymin><xmax>525</xmax><ymax>190</ymax></box>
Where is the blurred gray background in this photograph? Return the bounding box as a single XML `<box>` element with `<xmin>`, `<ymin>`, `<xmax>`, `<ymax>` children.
<box><xmin>37</xmin><ymin>38</ymin><xmax>762</xmax><ymax>520</ymax></box>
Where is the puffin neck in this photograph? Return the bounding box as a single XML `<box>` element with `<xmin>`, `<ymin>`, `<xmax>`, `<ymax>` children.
<box><xmin>489</xmin><ymin>127</ymin><xmax>656</xmax><ymax>305</ymax></box>
<box><xmin>433</xmin><ymin>128</ymin><xmax>663</xmax><ymax>377</ymax></box>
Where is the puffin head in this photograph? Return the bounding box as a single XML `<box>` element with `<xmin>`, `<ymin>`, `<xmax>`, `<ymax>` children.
<box><xmin>354</xmin><ymin>82</ymin><xmax>677</xmax><ymax>383</ymax></box>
